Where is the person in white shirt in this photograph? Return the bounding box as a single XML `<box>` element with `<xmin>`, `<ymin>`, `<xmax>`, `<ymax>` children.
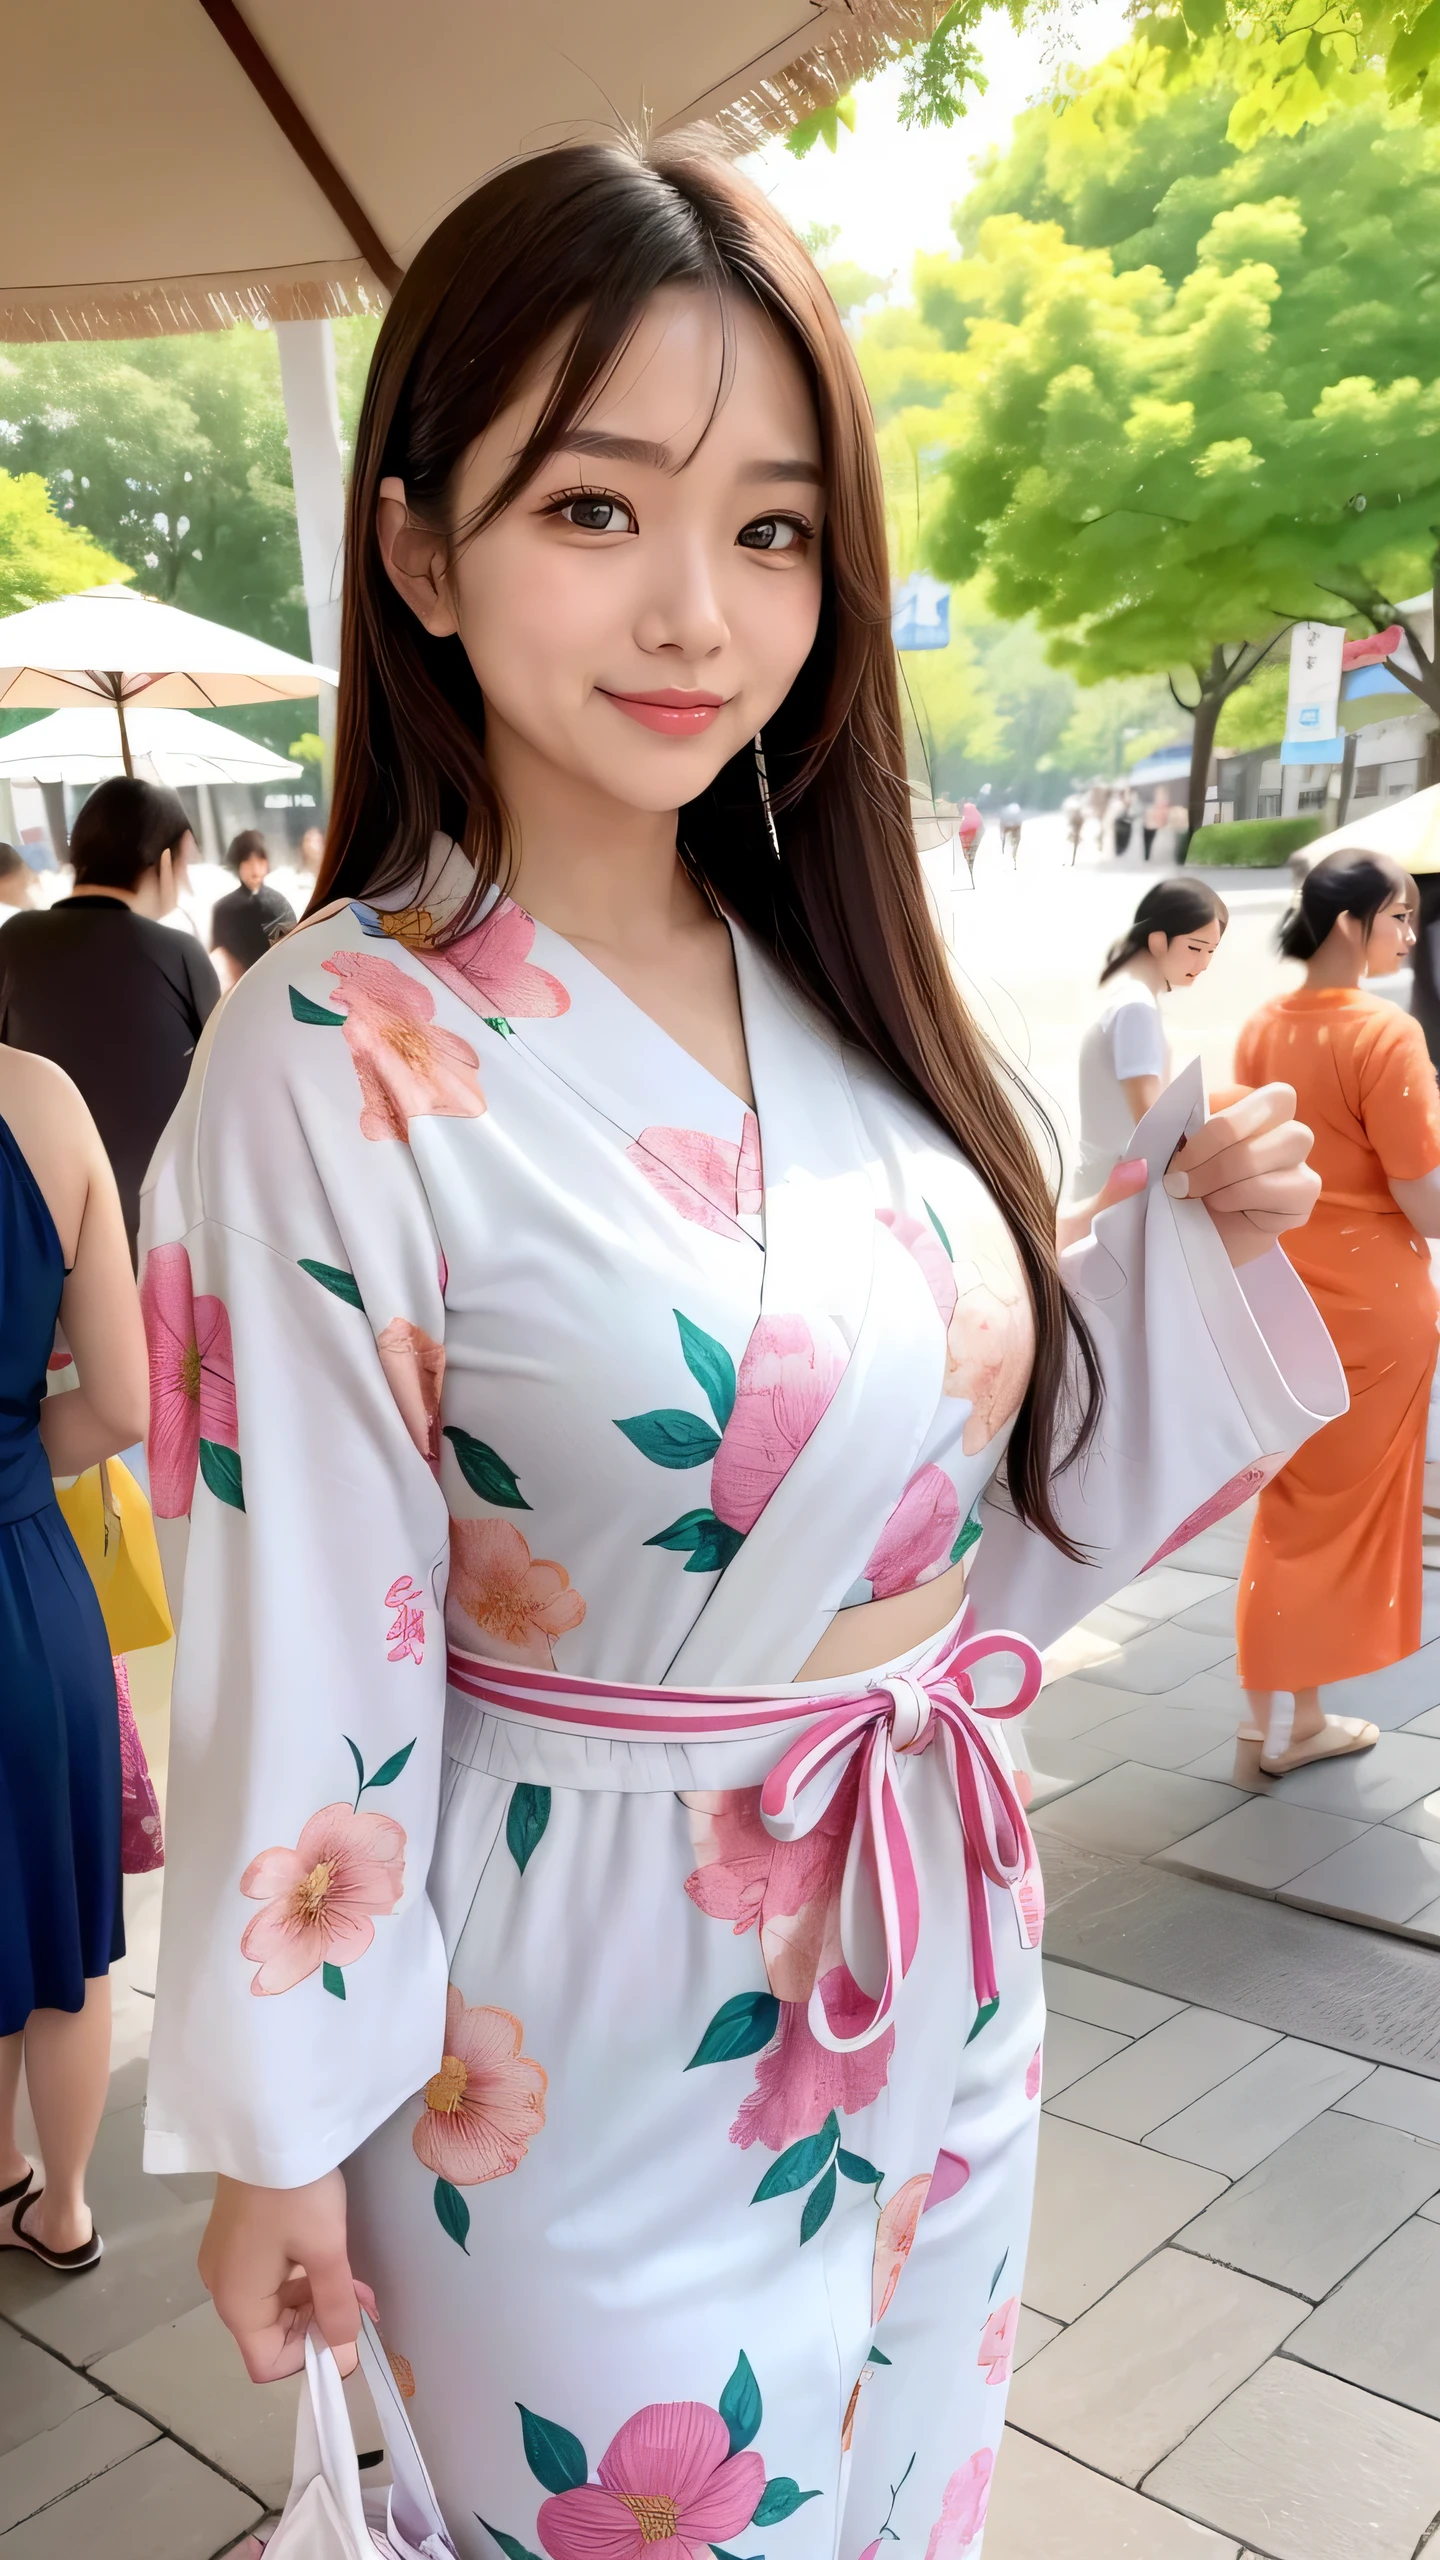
<box><xmin>1074</xmin><ymin>878</ymin><xmax>1228</xmax><ymax>1195</ymax></box>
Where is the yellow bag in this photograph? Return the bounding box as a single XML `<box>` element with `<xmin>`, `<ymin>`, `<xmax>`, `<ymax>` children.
<box><xmin>55</xmin><ymin>1456</ymin><xmax>173</xmax><ymax>1655</ymax></box>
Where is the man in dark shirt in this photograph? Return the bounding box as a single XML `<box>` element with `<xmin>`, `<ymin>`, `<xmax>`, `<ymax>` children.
<box><xmin>0</xmin><ymin>775</ymin><xmax>220</xmax><ymax>1260</ymax></box>
<box><xmin>208</xmin><ymin>830</ymin><xmax>296</xmax><ymax>988</ymax></box>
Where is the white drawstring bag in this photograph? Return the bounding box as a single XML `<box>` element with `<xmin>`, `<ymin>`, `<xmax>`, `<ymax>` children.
<box><xmin>262</xmin><ymin>2312</ymin><xmax>459</xmax><ymax>2559</ymax></box>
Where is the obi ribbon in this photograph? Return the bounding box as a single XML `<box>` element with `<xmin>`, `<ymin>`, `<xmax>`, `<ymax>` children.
<box><xmin>445</xmin><ymin>1605</ymin><xmax>1043</xmax><ymax>2058</ymax></box>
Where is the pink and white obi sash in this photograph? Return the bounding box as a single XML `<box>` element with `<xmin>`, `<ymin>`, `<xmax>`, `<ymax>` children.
<box><xmin>446</xmin><ymin>1606</ymin><xmax>1044</xmax><ymax>2057</ymax></box>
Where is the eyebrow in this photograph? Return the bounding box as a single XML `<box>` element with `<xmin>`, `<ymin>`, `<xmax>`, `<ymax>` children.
<box><xmin>560</xmin><ymin>428</ymin><xmax>824</xmax><ymax>486</ymax></box>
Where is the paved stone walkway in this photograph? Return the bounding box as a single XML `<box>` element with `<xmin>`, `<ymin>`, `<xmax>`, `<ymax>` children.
<box><xmin>6</xmin><ymin>1528</ymin><xmax>1440</xmax><ymax>2555</ymax></box>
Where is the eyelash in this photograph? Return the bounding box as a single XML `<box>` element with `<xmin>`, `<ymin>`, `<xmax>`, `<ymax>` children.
<box><xmin>543</xmin><ymin>486</ymin><xmax>815</xmax><ymax>551</ymax></box>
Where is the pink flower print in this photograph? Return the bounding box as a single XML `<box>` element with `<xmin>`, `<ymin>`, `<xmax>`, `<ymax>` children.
<box><xmin>411</xmin><ymin>1985</ymin><xmax>546</xmax><ymax>2183</ymax></box>
<box><xmin>627</xmin><ymin>1114</ymin><xmax>761</xmax><ymax>1242</ymax></box>
<box><xmin>322</xmin><ymin>949</ymin><xmax>484</xmax><ymax>1143</ymax></box>
<box><xmin>682</xmin><ymin>1772</ymin><xmax>855</xmax><ymax>2004</ymax></box>
<box><xmin>376</xmin><ymin>1317</ymin><xmax>446</xmax><ymax>1468</ymax></box>
<box><xmin>431</xmin><ymin>898</ymin><xmax>570</xmax><ymax>1022</ymax></box>
<box><xmin>948</xmin><ymin>1247</ymin><xmax>1034</xmax><ymax>1454</ymax></box>
<box><xmin>385</xmin><ymin>1574</ymin><xmax>426</xmax><ymax>1665</ymax></box>
<box><xmin>536</xmin><ymin>2401</ymin><xmax>764</xmax><ymax>2560</ymax></box>
<box><xmin>877</xmin><ymin>1207</ymin><xmax>958</xmax><ymax>1328</ymax></box>
<box><xmin>710</xmin><ymin>1314</ymin><xmax>847</xmax><ymax>1535</ymax></box>
<box><xmin>923</xmin><ymin>2148</ymin><xmax>971</xmax><ymax>2213</ymax></box>
<box><xmin>872</xmin><ymin>2172</ymin><xmax>932</xmax><ymax>2322</ymax></box>
<box><xmin>446</xmin><ymin>1516</ymin><xmax>586</xmax><ymax>1667</ymax></box>
<box><xmin>863</xmin><ymin>1465</ymin><xmax>962</xmax><ymax>1600</ymax></box>
<box><xmin>239</xmin><ymin>1802</ymin><xmax>406</xmax><ymax>1994</ymax></box>
<box><xmin>141</xmin><ymin>1241</ymin><xmax>240</xmax><ymax>1518</ymax></box>
<box><xmin>1017</xmin><ymin>1868</ymin><xmax>1044</xmax><ymax>1947</ymax></box>
<box><xmin>978</xmin><ymin>2295</ymin><xmax>1020</xmax><ymax>2387</ymax></box>
<box><xmin>1025</xmin><ymin>2046</ymin><xmax>1042</xmax><ymax>2100</ymax></box>
<box><xmin>923</xmin><ymin>2452</ymin><xmax>993</xmax><ymax>2560</ymax></box>
<box><xmin>1142</xmin><ymin>1456</ymin><xmax>1285</xmax><ymax>1570</ymax></box>
<box><xmin>729</xmin><ymin>1970</ymin><xmax>894</xmax><ymax>2153</ymax></box>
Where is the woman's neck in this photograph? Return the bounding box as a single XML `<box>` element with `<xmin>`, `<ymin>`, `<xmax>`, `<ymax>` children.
<box><xmin>487</xmin><ymin>713</ymin><xmax>690</xmax><ymax>957</ymax></box>
<box><xmin>1120</xmin><ymin>951</ymin><xmax>1166</xmax><ymax>997</ymax></box>
<box><xmin>1303</xmin><ymin>937</ymin><xmax>1365</xmax><ymax>992</ymax></box>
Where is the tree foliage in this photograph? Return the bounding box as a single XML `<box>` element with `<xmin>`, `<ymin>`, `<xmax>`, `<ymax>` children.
<box><xmin>0</xmin><ymin>468</ymin><xmax>128</xmax><ymax>618</ymax></box>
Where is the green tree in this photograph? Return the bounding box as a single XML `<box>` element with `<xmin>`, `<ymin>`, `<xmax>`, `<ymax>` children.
<box><xmin>916</xmin><ymin>71</ymin><xmax>1440</xmax><ymax>828</ymax></box>
<box><xmin>0</xmin><ymin>468</ymin><xmax>128</xmax><ymax>617</ymax></box>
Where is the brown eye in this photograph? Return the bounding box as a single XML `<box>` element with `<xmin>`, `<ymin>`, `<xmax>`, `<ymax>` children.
<box><xmin>558</xmin><ymin>495</ymin><xmax>635</xmax><ymax>535</ymax></box>
<box><xmin>738</xmin><ymin>516</ymin><xmax>807</xmax><ymax>552</ymax></box>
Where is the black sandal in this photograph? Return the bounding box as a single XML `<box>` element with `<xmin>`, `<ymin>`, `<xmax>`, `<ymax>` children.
<box><xmin>8</xmin><ymin>2188</ymin><xmax>102</xmax><ymax>2271</ymax></box>
<box><xmin>0</xmin><ymin>2166</ymin><xmax>33</xmax><ymax>2211</ymax></box>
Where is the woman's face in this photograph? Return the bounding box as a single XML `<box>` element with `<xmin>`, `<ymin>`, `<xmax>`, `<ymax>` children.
<box><xmin>379</xmin><ymin>285</ymin><xmax>827</xmax><ymax>820</ymax></box>
<box><xmin>1364</xmin><ymin>884</ymin><xmax>1417</xmax><ymax>976</ymax></box>
<box><xmin>1153</xmin><ymin>918</ymin><xmax>1223</xmax><ymax>990</ymax></box>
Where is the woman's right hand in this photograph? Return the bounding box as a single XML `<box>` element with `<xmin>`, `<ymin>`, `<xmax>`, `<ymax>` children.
<box><xmin>199</xmin><ymin>2169</ymin><xmax>374</xmax><ymax>2382</ymax></box>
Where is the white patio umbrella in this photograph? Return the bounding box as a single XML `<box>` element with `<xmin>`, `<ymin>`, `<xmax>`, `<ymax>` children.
<box><xmin>1306</xmin><ymin>782</ymin><xmax>1440</xmax><ymax>875</ymax></box>
<box><xmin>0</xmin><ymin>705</ymin><xmax>303</xmax><ymax>787</ymax></box>
<box><xmin>0</xmin><ymin>585</ymin><xmax>333</xmax><ymax>777</ymax></box>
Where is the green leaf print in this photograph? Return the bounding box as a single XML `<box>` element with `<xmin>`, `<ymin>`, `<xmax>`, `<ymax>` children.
<box><xmin>343</xmin><ymin>1736</ymin><xmax>366</xmax><ymax>1801</ymax></box>
<box><xmin>751</xmin><ymin>2114</ymin><xmax>839</xmax><ymax>2203</ymax></box>
<box><xmin>289</xmin><ymin>985</ymin><xmax>347</xmax><ymax>1026</ymax></box>
<box><xmin>719</xmin><ymin>2350</ymin><xmax>763</xmax><ymax>2454</ymax></box>
<box><xmin>322</xmin><ymin>1963</ymin><xmax>346</xmax><ymax>2000</ymax></box>
<box><xmin>645</xmin><ymin>1511</ymin><xmax>745</xmax><ymax>1574</ymax></box>
<box><xmin>989</xmin><ymin>2248</ymin><xmax>1009</xmax><ymax>2302</ymax></box>
<box><xmin>966</xmin><ymin>1997</ymin><xmax>1000</xmax><ymax>2046</ymax></box>
<box><xmin>950</xmin><ymin>1510</ymin><xmax>984</xmax><ymax>1567</ymax></box>
<box><xmin>479</xmin><ymin>2523</ymin><xmax>545</xmax><ymax>2560</ymax></box>
<box><xmin>686</xmin><ymin>1991</ymin><xmax>781</xmax><ymax>2070</ymax></box>
<box><xmin>483</xmin><ymin>1016</ymin><xmax>512</xmax><ymax>1037</ymax></box>
<box><xmin>710</xmin><ymin>2548</ymin><xmax>764</xmax><ymax>2560</ymax></box>
<box><xmin>365</xmin><ymin>1740</ymin><xmax>416</xmax><ymax>1791</ymax></box>
<box><xmin>866</xmin><ymin>2347</ymin><xmax>893</xmax><ymax>2367</ymax></box>
<box><xmin>198</xmin><ymin>1440</ymin><xmax>244</xmax><ymax>1510</ymax></box>
<box><xmin>506</xmin><ymin>1784</ymin><xmax>551</xmax><ymax>1873</ymax></box>
<box><xmin>433</xmin><ymin>2177</ymin><xmax>470</xmax><ymax>2253</ymax></box>
<box><xmin>675</xmin><ymin>1310</ymin><xmax>737</xmax><ymax>1431</ymax></box>
<box><xmin>837</xmin><ymin>2149</ymin><xmax>883</xmax><ymax>2185</ymax></box>
<box><xmin>799</xmin><ymin>2163</ymin><xmax>837</xmax><ymax>2244</ymax></box>
<box><xmin>299</xmin><ymin>1258</ymin><xmax>366</xmax><ymax>1311</ymax></box>
<box><xmin>614</xmin><ymin>1410</ymin><xmax>722</xmax><ymax>1469</ymax></box>
<box><xmin>518</xmin><ymin>2405</ymin><xmax>589</xmax><ymax>2494</ymax></box>
<box><xmin>923</xmin><ymin>1198</ymin><xmax>954</xmax><ymax>1260</ymax></box>
<box><xmin>443</xmin><ymin>1426</ymin><xmax>532</xmax><ymax>1510</ymax></box>
<box><xmin>752</xmin><ymin>2481</ymin><xmax>822</xmax><ymax>2526</ymax></box>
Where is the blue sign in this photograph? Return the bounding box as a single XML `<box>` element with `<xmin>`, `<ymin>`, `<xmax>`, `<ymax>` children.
<box><xmin>892</xmin><ymin>574</ymin><xmax>950</xmax><ymax>652</ymax></box>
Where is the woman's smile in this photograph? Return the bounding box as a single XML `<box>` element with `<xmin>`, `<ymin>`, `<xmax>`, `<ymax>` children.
<box><xmin>596</xmin><ymin>686</ymin><xmax>730</xmax><ymax>736</ymax></box>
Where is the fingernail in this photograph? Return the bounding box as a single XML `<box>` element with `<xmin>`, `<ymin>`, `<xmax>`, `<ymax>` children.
<box><xmin>1163</xmin><ymin>1170</ymin><xmax>1190</xmax><ymax>1198</ymax></box>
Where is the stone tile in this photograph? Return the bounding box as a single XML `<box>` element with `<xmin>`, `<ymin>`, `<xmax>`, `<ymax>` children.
<box><xmin>0</xmin><ymin>2435</ymin><xmax>262</xmax><ymax>2559</ymax></box>
<box><xmin>1401</xmin><ymin>1705</ymin><xmax>1440</xmax><ymax>1737</ymax></box>
<box><xmin>1421</xmin><ymin>2191</ymin><xmax>1440</xmax><ymax>2221</ymax></box>
<box><xmin>1171</xmin><ymin>1586</ymin><xmax>1239</xmax><ymax>1637</ymax></box>
<box><xmin>1144</xmin><ymin>2356</ymin><xmax>1440</xmax><ymax>2560</ymax></box>
<box><xmin>1071</xmin><ymin>1625</ymin><xmax>1236</xmax><ymax>1694</ymax></box>
<box><xmin>1144</xmin><ymin>2037</ymin><xmax>1374</xmax><ymax>2175</ymax></box>
<box><xmin>1033</xmin><ymin>1835</ymin><xmax>1131</xmax><ymax>1915</ymax></box>
<box><xmin>1041</xmin><ymin>1960</ymin><xmax>1185</xmax><ymax>2036</ymax></box>
<box><xmin>0</xmin><ymin>2325</ymin><xmax>97</xmax><ymax>2459</ymax></box>
<box><xmin>1014</xmin><ymin>2307</ymin><xmax>1061</xmax><ymax>2369</ymax></box>
<box><xmin>1155</xmin><ymin>1798</ymin><xmax>1372</xmax><ymax>1891</ymax></box>
<box><xmin>1336</xmin><ymin>2064</ymin><xmax>1440</xmax><ymax>2141</ymax></box>
<box><xmin>1079</xmin><ymin>1602</ymin><xmax>1153</xmax><ymax>1646</ymax></box>
<box><xmin>1175</xmin><ymin>2111</ymin><xmax>1440</xmax><ymax>2298</ymax></box>
<box><xmin>1386</xmin><ymin>1787</ymin><xmax>1440</xmax><ymax>1837</ymax></box>
<box><xmin>1024</xmin><ymin>2116</ymin><xmax>1225</xmax><ymax>2322</ymax></box>
<box><xmin>1322</xmin><ymin>1640</ymin><xmax>1440</xmax><ymax>1727</ymax></box>
<box><xmin>1007</xmin><ymin>2248</ymin><xmax>1303</xmax><ymax>2485</ymax></box>
<box><xmin>1031</xmin><ymin>1767</ymin><xmax>1247</xmax><ymax>1860</ymax></box>
<box><xmin>1040</xmin><ymin>2014</ymin><xmax>1130</xmax><ymax>2099</ymax></box>
<box><xmin>0</xmin><ymin>2397</ymin><xmax>157</xmax><ymax>2533</ymax></box>
<box><xmin>1164</xmin><ymin>1511</ymin><xmax>1257</xmax><ymax>1575</ymax></box>
<box><xmin>1403</xmin><ymin>1894</ymin><xmax>1440</xmax><ymax>1940</ymax></box>
<box><xmin>1047</xmin><ymin>2007</ymin><xmax>1276</xmax><ymax>2140</ymax></box>
<box><xmin>1166</xmin><ymin>1670</ymin><xmax>1249</xmax><ymax>1719</ymax></box>
<box><xmin>1109</xmin><ymin>1567</ymin><xmax>1234</xmax><ymax>1623</ymax></box>
<box><xmin>1255</xmin><ymin>1730</ymin><xmax>1440</xmax><ymax>1819</ymax></box>
<box><xmin>1078</xmin><ymin>1702</ymin><xmax>1241</xmax><ymax>1771</ymax></box>
<box><xmin>1280</xmin><ymin>1825</ymin><xmax>1440</xmax><ymax>1927</ymax></box>
<box><xmin>1026</xmin><ymin>1677</ymin><xmax>1142</xmax><ymax>1743</ymax></box>
<box><xmin>1287</xmin><ymin>2218</ymin><xmax>1440</xmax><ymax>2418</ymax></box>
<box><xmin>1024</xmin><ymin>1736</ymin><xmax>1127</xmax><ymax>1791</ymax></box>
<box><xmin>983</xmin><ymin>2427</ymin><xmax>1240</xmax><ymax>2559</ymax></box>
<box><xmin>1181</xmin><ymin>1739</ymin><xmax>1272</xmax><ymax>1790</ymax></box>
<box><xmin>0</xmin><ymin>2202</ymin><xmax>211</xmax><ymax>2366</ymax></box>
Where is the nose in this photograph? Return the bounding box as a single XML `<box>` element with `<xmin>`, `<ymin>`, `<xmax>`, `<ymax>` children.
<box><xmin>632</xmin><ymin>533</ymin><xmax>729</xmax><ymax>665</ymax></box>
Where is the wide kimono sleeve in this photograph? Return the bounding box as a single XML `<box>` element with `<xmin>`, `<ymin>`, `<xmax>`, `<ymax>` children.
<box><xmin>139</xmin><ymin>943</ymin><xmax>455</xmax><ymax>2187</ymax></box>
<box><xmin>1358</xmin><ymin>1007</ymin><xmax>1440</xmax><ymax>1178</ymax></box>
<box><xmin>965</xmin><ymin>1061</ymin><xmax>1348</xmax><ymax>1651</ymax></box>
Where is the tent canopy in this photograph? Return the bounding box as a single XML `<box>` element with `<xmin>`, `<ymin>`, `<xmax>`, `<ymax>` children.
<box><xmin>0</xmin><ymin>707</ymin><xmax>303</xmax><ymax>786</ymax></box>
<box><xmin>1306</xmin><ymin>783</ymin><xmax>1440</xmax><ymax>875</ymax></box>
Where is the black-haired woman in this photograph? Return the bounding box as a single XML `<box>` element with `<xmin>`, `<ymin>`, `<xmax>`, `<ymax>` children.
<box><xmin>1234</xmin><ymin>850</ymin><xmax>1440</xmax><ymax>1773</ymax></box>
<box><xmin>1073</xmin><ymin>880</ymin><xmax>1228</xmax><ymax>1195</ymax></box>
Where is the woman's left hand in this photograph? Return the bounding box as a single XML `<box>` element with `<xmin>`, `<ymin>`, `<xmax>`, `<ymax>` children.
<box><xmin>1163</xmin><ymin>1080</ymin><xmax>1319</xmax><ymax>1267</ymax></box>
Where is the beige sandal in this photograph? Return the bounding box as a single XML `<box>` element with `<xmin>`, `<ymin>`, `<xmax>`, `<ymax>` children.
<box><xmin>1234</xmin><ymin>1725</ymin><xmax>1265</xmax><ymax>1782</ymax></box>
<box><xmin>1259</xmin><ymin>1715</ymin><xmax>1379</xmax><ymax>1776</ymax></box>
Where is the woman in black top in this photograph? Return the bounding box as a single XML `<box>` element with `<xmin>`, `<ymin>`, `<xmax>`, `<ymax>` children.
<box><xmin>0</xmin><ymin>778</ymin><xmax>220</xmax><ymax>1262</ymax></box>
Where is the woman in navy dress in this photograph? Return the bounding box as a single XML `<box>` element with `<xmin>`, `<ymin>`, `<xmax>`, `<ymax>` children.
<box><xmin>0</xmin><ymin>1046</ymin><xmax>148</xmax><ymax>2268</ymax></box>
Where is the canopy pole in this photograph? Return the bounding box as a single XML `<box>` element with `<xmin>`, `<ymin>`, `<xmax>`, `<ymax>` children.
<box><xmin>276</xmin><ymin>318</ymin><xmax>344</xmax><ymax>812</ymax></box>
<box><xmin>113</xmin><ymin>688</ymin><xmax>134</xmax><ymax>779</ymax></box>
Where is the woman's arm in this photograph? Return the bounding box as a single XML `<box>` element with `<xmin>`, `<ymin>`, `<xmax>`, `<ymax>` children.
<box><xmin>1388</xmin><ymin>1168</ymin><xmax>1440</xmax><ymax>1234</ymax></box>
<box><xmin>1059</xmin><ymin>1083</ymin><xmax>1319</xmax><ymax>1266</ymax></box>
<box><xmin>1122</xmin><ymin>1071</ymin><xmax>1161</xmax><ymax>1125</ymax></box>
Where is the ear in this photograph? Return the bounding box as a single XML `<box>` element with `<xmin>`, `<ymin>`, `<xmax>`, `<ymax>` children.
<box><xmin>1147</xmin><ymin>929</ymin><xmax>1169</xmax><ymax>962</ymax></box>
<box><xmin>377</xmin><ymin>476</ymin><xmax>459</xmax><ymax>639</ymax></box>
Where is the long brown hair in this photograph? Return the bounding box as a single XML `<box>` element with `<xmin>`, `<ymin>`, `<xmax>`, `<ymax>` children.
<box><xmin>317</xmin><ymin>139</ymin><xmax>1099</xmax><ymax>1552</ymax></box>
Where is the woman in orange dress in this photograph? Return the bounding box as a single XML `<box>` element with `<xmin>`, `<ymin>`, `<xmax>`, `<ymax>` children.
<box><xmin>1234</xmin><ymin>851</ymin><xmax>1440</xmax><ymax>1773</ymax></box>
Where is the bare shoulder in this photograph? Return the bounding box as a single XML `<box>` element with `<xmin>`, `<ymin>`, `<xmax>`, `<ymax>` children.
<box><xmin>0</xmin><ymin>1049</ymin><xmax>104</xmax><ymax>1186</ymax></box>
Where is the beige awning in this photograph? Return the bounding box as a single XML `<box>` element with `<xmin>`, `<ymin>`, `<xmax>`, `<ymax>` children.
<box><xmin>0</xmin><ymin>0</ymin><xmax>941</xmax><ymax>341</ymax></box>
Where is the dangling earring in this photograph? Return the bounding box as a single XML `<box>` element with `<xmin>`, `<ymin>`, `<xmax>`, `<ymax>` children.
<box><xmin>754</xmin><ymin>732</ymin><xmax>781</xmax><ymax>861</ymax></box>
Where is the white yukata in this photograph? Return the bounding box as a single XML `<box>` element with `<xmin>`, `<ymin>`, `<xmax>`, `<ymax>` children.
<box><xmin>139</xmin><ymin>842</ymin><xmax>1343</xmax><ymax>2560</ymax></box>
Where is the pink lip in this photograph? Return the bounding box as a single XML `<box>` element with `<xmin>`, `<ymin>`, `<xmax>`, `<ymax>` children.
<box><xmin>599</xmin><ymin>687</ymin><xmax>729</xmax><ymax>736</ymax></box>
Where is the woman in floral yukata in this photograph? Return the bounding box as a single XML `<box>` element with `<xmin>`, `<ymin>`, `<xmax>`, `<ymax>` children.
<box><xmin>140</xmin><ymin>144</ymin><xmax>1338</xmax><ymax>2560</ymax></box>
